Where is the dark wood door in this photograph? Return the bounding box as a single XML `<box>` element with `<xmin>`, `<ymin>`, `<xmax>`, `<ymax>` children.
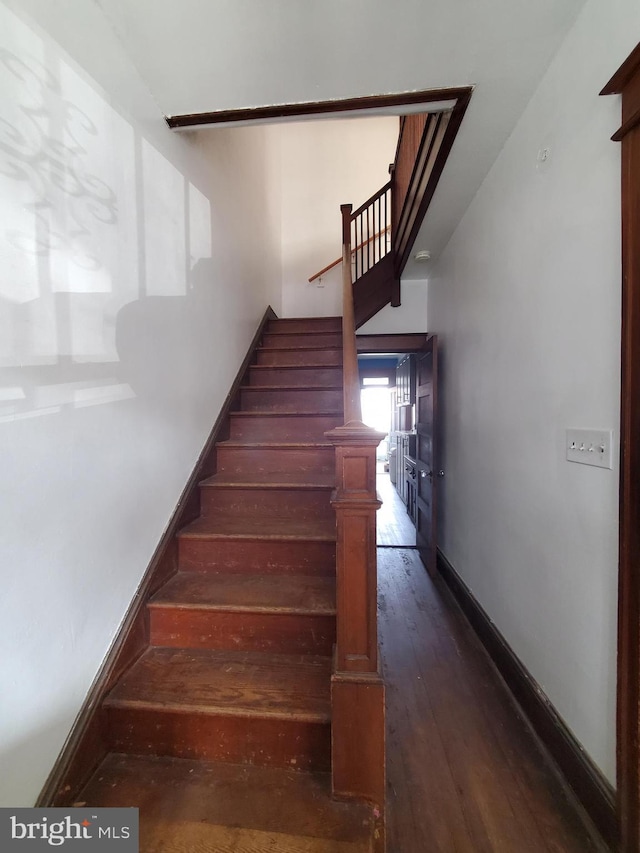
<box><xmin>415</xmin><ymin>336</ymin><xmax>438</xmax><ymax>575</ymax></box>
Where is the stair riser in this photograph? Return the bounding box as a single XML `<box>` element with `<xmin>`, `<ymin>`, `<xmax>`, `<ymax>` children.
<box><xmin>104</xmin><ymin>707</ymin><xmax>331</xmax><ymax>771</ymax></box>
<box><xmin>200</xmin><ymin>488</ymin><xmax>333</xmax><ymax>520</ymax></box>
<box><xmin>261</xmin><ymin>333</ymin><xmax>342</xmax><ymax>349</ymax></box>
<box><xmin>267</xmin><ymin>318</ymin><xmax>341</xmax><ymax>334</ymax></box>
<box><xmin>149</xmin><ymin>609</ymin><xmax>336</xmax><ymax>655</ymax></box>
<box><xmin>178</xmin><ymin>539</ymin><xmax>336</xmax><ymax>575</ymax></box>
<box><xmin>217</xmin><ymin>446</ymin><xmax>334</xmax><ymax>475</ymax></box>
<box><xmin>240</xmin><ymin>387</ymin><xmax>342</xmax><ymax>413</ymax></box>
<box><xmin>248</xmin><ymin>367</ymin><xmax>343</xmax><ymax>388</ymax></box>
<box><xmin>256</xmin><ymin>349</ymin><xmax>342</xmax><ymax>367</ymax></box>
<box><xmin>230</xmin><ymin>414</ymin><xmax>343</xmax><ymax>442</ymax></box>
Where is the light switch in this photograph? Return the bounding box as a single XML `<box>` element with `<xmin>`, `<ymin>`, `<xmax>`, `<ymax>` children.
<box><xmin>566</xmin><ymin>429</ymin><xmax>614</xmax><ymax>469</ymax></box>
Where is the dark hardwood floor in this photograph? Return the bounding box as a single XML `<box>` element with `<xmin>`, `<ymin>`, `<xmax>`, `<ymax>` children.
<box><xmin>377</xmin><ymin>472</ymin><xmax>415</xmax><ymax>547</ymax></box>
<box><xmin>379</xmin><ymin>547</ymin><xmax>608</xmax><ymax>853</ymax></box>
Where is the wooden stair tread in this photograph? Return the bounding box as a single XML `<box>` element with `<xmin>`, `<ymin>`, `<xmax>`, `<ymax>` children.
<box><xmin>219</xmin><ymin>440</ymin><xmax>333</xmax><ymax>448</ymax></box>
<box><xmin>263</xmin><ymin>329</ymin><xmax>341</xmax><ymax>336</ymax></box>
<box><xmin>104</xmin><ymin>648</ymin><xmax>332</xmax><ymax>722</ymax></box>
<box><xmin>250</xmin><ymin>364</ymin><xmax>342</xmax><ymax>371</ymax></box>
<box><xmin>240</xmin><ymin>385</ymin><xmax>343</xmax><ymax>392</ymax></box>
<box><xmin>179</xmin><ymin>515</ymin><xmax>336</xmax><ymax>541</ymax></box>
<box><xmin>260</xmin><ymin>343</ymin><xmax>341</xmax><ymax>351</ymax></box>
<box><xmin>78</xmin><ymin>754</ymin><xmax>373</xmax><ymax>849</ymax></box>
<box><xmin>200</xmin><ymin>471</ymin><xmax>335</xmax><ymax>488</ymax></box>
<box><xmin>230</xmin><ymin>411</ymin><xmax>343</xmax><ymax>418</ymax></box>
<box><xmin>270</xmin><ymin>316</ymin><xmax>341</xmax><ymax>321</ymax></box>
<box><xmin>258</xmin><ymin>345</ymin><xmax>342</xmax><ymax>353</ymax></box>
<box><xmin>150</xmin><ymin>573</ymin><xmax>336</xmax><ymax>615</ymax></box>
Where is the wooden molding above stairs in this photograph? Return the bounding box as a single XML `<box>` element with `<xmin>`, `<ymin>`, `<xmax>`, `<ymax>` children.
<box><xmin>165</xmin><ymin>87</ymin><xmax>473</xmax><ymax>129</ymax></box>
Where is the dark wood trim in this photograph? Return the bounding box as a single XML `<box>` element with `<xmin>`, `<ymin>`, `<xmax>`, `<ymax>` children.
<box><xmin>356</xmin><ymin>333</ymin><xmax>429</xmax><ymax>353</ymax></box>
<box><xmin>353</xmin><ymin>253</ymin><xmax>396</xmax><ymax>329</ymax></box>
<box><xmin>435</xmin><ymin>549</ymin><xmax>618</xmax><ymax>849</ymax></box>
<box><xmin>351</xmin><ymin>182</ymin><xmax>392</xmax><ymax>219</ymax></box>
<box><xmin>393</xmin><ymin>112</ymin><xmax>442</xmax><ymax>264</ymax></box>
<box><xmin>396</xmin><ymin>88</ymin><xmax>473</xmax><ymax>276</ymax></box>
<box><xmin>36</xmin><ymin>306</ymin><xmax>277</xmax><ymax>808</ymax></box>
<box><xmin>611</xmin><ymin>105</ymin><xmax>640</xmax><ymax>142</ymax></box>
<box><xmin>601</xmin><ymin>42</ymin><xmax>640</xmax><ymax>95</ymax></box>
<box><xmin>165</xmin><ymin>87</ymin><xmax>473</xmax><ymax>129</ymax></box>
<box><xmin>601</xmin><ymin>45</ymin><xmax>640</xmax><ymax>853</ymax></box>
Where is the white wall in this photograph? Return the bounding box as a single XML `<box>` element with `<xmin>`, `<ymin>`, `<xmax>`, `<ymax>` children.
<box><xmin>97</xmin><ymin>0</ymin><xmax>588</xmax><ymax>268</ymax></box>
<box><xmin>0</xmin><ymin>0</ymin><xmax>279</xmax><ymax>806</ymax></box>
<box><xmin>428</xmin><ymin>0</ymin><xmax>640</xmax><ymax>784</ymax></box>
<box><xmin>270</xmin><ymin>117</ymin><xmax>397</xmax><ymax>318</ymax></box>
<box><xmin>358</xmin><ymin>279</ymin><xmax>429</xmax><ymax>334</ymax></box>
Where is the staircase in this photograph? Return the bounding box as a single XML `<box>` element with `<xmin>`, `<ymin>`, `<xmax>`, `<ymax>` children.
<box><xmin>76</xmin><ymin>316</ymin><xmax>378</xmax><ymax>850</ymax></box>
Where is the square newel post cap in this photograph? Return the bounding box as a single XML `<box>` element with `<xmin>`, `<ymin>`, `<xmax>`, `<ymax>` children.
<box><xmin>325</xmin><ymin>421</ymin><xmax>387</xmax><ymax>447</ymax></box>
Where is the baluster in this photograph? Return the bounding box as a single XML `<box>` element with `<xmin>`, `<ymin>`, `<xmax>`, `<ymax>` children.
<box><xmin>367</xmin><ymin>204</ymin><xmax>371</xmax><ymax>273</ymax></box>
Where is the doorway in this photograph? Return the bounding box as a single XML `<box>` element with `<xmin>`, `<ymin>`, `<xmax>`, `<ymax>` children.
<box><xmin>358</xmin><ymin>351</ymin><xmax>418</xmax><ymax>548</ymax></box>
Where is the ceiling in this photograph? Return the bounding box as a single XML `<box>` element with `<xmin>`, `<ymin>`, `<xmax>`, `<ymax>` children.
<box><xmin>95</xmin><ymin>0</ymin><xmax>588</xmax><ymax>277</ymax></box>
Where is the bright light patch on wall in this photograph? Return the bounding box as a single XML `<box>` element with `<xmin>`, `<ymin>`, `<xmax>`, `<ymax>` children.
<box><xmin>73</xmin><ymin>382</ymin><xmax>135</xmax><ymax>408</ymax></box>
<box><xmin>0</xmin><ymin>387</ymin><xmax>26</xmax><ymax>401</ymax></box>
<box><xmin>0</xmin><ymin>405</ymin><xmax>61</xmax><ymax>424</ymax></box>
<box><xmin>143</xmin><ymin>139</ymin><xmax>186</xmax><ymax>296</ymax></box>
<box><xmin>363</xmin><ymin>377</ymin><xmax>389</xmax><ymax>386</ymax></box>
<box><xmin>189</xmin><ymin>182</ymin><xmax>212</xmax><ymax>266</ymax></box>
<box><xmin>0</xmin><ymin>379</ymin><xmax>135</xmax><ymax>422</ymax></box>
<box><xmin>361</xmin><ymin>386</ymin><xmax>391</xmax><ymax>433</ymax></box>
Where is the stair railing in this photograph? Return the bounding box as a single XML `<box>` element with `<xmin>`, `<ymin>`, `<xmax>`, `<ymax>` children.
<box><xmin>324</xmin><ymin>203</ymin><xmax>386</xmax><ymax>812</ymax></box>
<box><xmin>350</xmin><ymin>181</ymin><xmax>392</xmax><ymax>282</ymax></box>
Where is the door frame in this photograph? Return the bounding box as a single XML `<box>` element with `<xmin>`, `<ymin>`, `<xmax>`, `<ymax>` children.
<box><xmin>601</xmin><ymin>43</ymin><xmax>640</xmax><ymax>853</ymax></box>
<box><xmin>414</xmin><ymin>337</ymin><xmax>438</xmax><ymax>576</ymax></box>
<box><xmin>356</xmin><ymin>333</ymin><xmax>434</xmax><ymax>556</ymax></box>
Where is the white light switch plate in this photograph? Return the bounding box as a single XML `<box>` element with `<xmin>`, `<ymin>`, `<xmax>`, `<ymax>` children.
<box><xmin>566</xmin><ymin>429</ymin><xmax>614</xmax><ymax>469</ymax></box>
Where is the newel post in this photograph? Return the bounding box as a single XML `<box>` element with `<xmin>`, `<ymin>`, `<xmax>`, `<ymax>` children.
<box><xmin>325</xmin><ymin>421</ymin><xmax>386</xmax><ymax>809</ymax></box>
<box><xmin>326</xmin><ymin>423</ymin><xmax>384</xmax><ymax>673</ymax></box>
<box><xmin>329</xmin><ymin>199</ymin><xmax>386</xmax><ymax>823</ymax></box>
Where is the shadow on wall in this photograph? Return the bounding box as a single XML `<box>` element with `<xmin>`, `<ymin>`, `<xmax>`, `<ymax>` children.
<box><xmin>0</xmin><ymin>24</ymin><xmax>219</xmax><ymax>424</ymax></box>
<box><xmin>0</xmin><ymin>3</ymin><xmax>236</xmax><ymax>809</ymax></box>
<box><xmin>115</xmin><ymin>258</ymin><xmax>225</xmax><ymax>412</ymax></box>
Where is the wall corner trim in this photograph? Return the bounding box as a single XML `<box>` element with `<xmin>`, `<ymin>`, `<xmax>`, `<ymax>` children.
<box><xmin>435</xmin><ymin>549</ymin><xmax>618</xmax><ymax>850</ymax></box>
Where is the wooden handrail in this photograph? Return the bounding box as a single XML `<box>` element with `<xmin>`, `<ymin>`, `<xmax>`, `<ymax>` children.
<box><xmin>308</xmin><ymin>225</ymin><xmax>391</xmax><ymax>283</ymax></box>
<box><xmin>350</xmin><ymin>180</ymin><xmax>391</xmax><ymax>219</ymax></box>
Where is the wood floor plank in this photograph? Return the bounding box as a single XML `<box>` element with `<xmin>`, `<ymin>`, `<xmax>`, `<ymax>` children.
<box><xmin>379</xmin><ymin>547</ymin><xmax>608</xmax><ymax>853</ymax></box>
<box><xmin>391</xmin><ymin>555</ymin><xmax>551</xmax><ymax>853</ymax></box>
<box><xmin>429</xmin><ymin>575</ymin><xmax>607</xmax><ymax>853</ymax></box>
<box><xmin>376</xmin><ymin>473</ymin><xmax>415</xmax><ymax>547</ymax></box>
<box><xmin>379</xmin><ymin>554</ymin><xmax>477</xmax><ymax>852</ymax></box>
